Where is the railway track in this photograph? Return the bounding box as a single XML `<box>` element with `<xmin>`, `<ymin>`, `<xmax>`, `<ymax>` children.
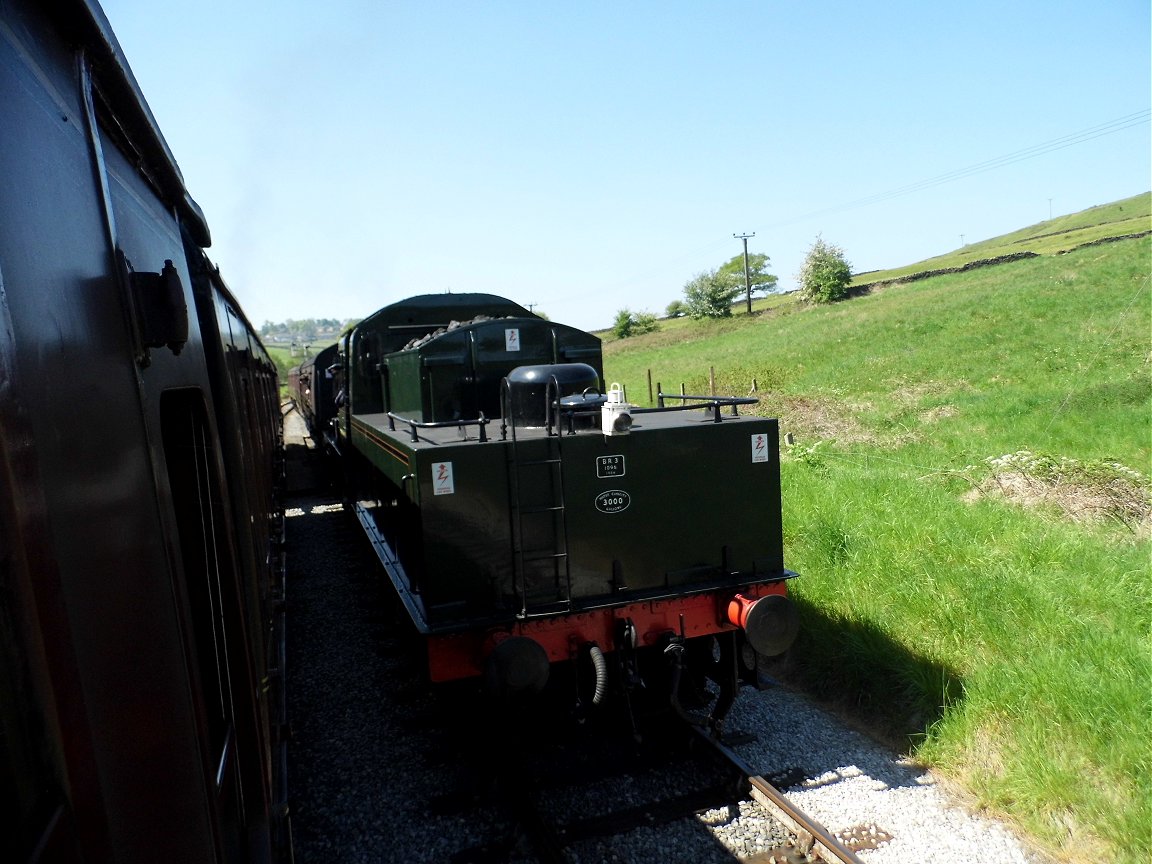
<box><xmin>466</xmin><ymin>699</ymin><xmax>874</xmax><ymax>864</ymax></box>
<box><xmin>689</xmin><ymin>725</ymin><xmax>870</xmax><ymax>864</ymax></box>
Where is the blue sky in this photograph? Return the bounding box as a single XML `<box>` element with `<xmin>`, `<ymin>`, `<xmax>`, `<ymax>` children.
<box><xmin>99</xmin><ymin>0</ymin><xmax>1150</xmax><ymax>333</ymax></box>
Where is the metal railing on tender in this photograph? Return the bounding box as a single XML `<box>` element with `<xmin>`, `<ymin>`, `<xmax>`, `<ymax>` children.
<box><xmin>386</xmin><ymin>411</ymin><xmax>491</xmax><ymax>442</ymax></box>
<box><xmin>643</xmin><ymin>390</ymin><xmax>759</xmax><ymax>422</ymax></box>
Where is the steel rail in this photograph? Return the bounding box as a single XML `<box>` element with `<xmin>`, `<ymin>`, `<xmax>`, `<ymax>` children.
<box><xmin>689</xmin><ymin>725</ymin><xmax>868</xmax><ymax>864</ymax></box>
<box><xmin>485</xmin><ymin>716</ymin><xmax>870</xmax><ymax>864</ymax></box>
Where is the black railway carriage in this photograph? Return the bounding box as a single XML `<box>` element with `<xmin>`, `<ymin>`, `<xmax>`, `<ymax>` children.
<box><xmin>335</xmin><ymin>294</ymin><xmax>799</xmax><ymax>721</ymax></box>
<box><xmin>288</xmin><ymin>342</ymin><xmax>339</xmax><ymax>441</ymax></box>
<box><xmin>1</xmin><ymin>1</ymin><xmax>290</xmax><ymax>860</ymax></box>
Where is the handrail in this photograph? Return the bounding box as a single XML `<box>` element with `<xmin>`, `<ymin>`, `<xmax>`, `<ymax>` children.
<box><xmin>494</xmin><ymin>383</ymin><xmax>758</xmax><ymax>434</ymax></box>
<box><xmin>499</xmin><ymin>377</ymin><xmax>513</xmax><ymax>442</ymax></box>
<box><xmin>544</xmin><ymin>375</ymin><xmax>559</xmax><ymax>437</ymax></box>
<box><xmin>642</xmin><ymin>391</ymin><xmax>759</xmax><ymax>422</ymax></box>
<box><xmin>386</xmin><ymin>411</ymin><xmax>489</xmax><ymax>443</ymax></box>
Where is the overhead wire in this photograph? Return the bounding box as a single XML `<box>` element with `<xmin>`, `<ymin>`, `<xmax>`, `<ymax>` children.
<box><xmin>567</xmin><ymin>109</ymin><xmax>1150</xmax><ymax>317</ymax></box>
<box><xmin>763</xmin><ymin>109</ymin><xmax>1151</xmax><ymax>230</ymax></box>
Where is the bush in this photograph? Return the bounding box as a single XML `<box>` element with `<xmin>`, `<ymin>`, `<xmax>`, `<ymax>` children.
<box><xmin>633</xmin><ymin>310</ymin><xmax>658</xmax><ymax>334</ymax></box>
<box><xmin>798</xmin><ymin>235</ymin><xmax>852</xmax><ymax>304</ymax></box>
<box><xmin>665</xmin><ymin>300</ymin><xmax>686</xmax><ymax>318</ymax></box>
<box><xmin>683</xmin><ymin>270</ymin><xmax>740</xmax><ymax>319</ymax></box>
<box><xmin>612</xmin><ymin>308</ymin><xmax>659</xmax><ymax>339</ymax></box>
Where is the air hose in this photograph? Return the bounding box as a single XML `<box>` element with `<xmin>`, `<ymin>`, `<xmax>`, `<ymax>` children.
<box><xmin>588</xmin><ymin>643</ymin><xmax>607</xmax><ymax>705</ymax></box>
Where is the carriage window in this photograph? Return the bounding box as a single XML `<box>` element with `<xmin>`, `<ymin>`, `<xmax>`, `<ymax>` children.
<box><xmin>159</xmin><ymin>389</ymin><xmax>234</xmax><ymax>769</ymax></box>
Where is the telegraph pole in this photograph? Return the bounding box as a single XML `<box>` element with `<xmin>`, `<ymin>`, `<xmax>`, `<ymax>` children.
<box><xmin>734</xmin><ymin>232</ymin><xmax>755</xmax><ymax>314</ymax></box>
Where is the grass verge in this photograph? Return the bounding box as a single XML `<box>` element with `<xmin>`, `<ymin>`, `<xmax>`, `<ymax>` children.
<box><xmin>605</xmin><ymin>233</ymin><xmax>1151</xmax><ymax>863</ymax></box>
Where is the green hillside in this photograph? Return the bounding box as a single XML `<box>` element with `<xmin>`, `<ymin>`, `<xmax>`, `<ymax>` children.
<box><xmin>853</xmin><ymin>191</ymin><xmax>1150</xmax><ymax>285</ymax></box>
<box><xmin>603</xmin><ymin>197</ymin><xmax>1151</xmax><ymax>864</ymax></box>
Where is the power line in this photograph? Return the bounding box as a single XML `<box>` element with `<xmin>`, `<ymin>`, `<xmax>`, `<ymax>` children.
<box><xmin>764</xmin><ymin>109</ymin><xmax>1151</xmax><ymax>230</ymax></box>
<box><xmin>552</xmin><ymin>109</ymin><xmax>1149</xmax><ymax>319</ymax></box>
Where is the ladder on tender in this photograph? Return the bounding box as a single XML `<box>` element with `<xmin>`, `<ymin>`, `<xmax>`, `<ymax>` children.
<box><xmin>507</xmin><ymin>429</ymin><xmax>572</xmax><ymax>618</ymax></box>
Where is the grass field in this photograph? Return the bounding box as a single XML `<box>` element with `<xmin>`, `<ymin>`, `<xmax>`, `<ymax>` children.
<box><xmin>602</xmin><ymin>201</ymin><xmax>1150</xmax><ymax>863</ymax></box>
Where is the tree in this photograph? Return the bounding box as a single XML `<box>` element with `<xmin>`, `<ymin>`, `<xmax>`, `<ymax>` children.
<box><xmin>683</xmin><ymin>270</ymin><xmax>741</xmax><ymax>319</ymax></box>
<box><xmin>717</xmin><ymin>252</ymin><xmax>778</xmax><ymax>306</ymax></box>
<box><xmin>612</xmin><ymin>308</ymin><xmax>658</xmax><ymax>339</ymax></box>
<box><xmin>665</xmin><ymin>299</ymin><xmax>686</xmax><ymax>318</ymax></box>
<box><xmin>797</xmin><ymin>235</ymin><xmax>852</xmax><ymax>304</ymax></box>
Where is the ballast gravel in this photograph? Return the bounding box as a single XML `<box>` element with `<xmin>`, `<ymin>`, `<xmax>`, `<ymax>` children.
<box><xmin>717</xmin><ymin>686</ymin><xmax>1050</xmax><ymax>864</ymax></box>
<box><xmin>550</xmin><ymin>684</ymin><xmax>1048</xmax><ymax>864</ymax></box>
<box><xmin>284</xmin><ymin>485</ymin><xmax>1050</xmax><ymax>864</ymax></box>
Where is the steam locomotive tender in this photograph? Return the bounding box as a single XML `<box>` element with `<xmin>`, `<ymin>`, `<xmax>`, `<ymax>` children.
<box><xmin>1</xmin><ymin>1</ymin><xmax>290</xmax><ymax>860</ymax></box>
<box><xmin>329</xmin><ymin>294</ymin><xmax>799</xmax><ymax>727</ymax></box>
